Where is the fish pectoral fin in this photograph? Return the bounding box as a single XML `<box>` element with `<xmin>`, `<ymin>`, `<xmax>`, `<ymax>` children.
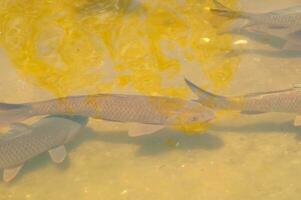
<box><xmin>241</xmin><ymin>110</ymin><xmax>266</xmax><ymax>115</ymax></box>
<box><xmin>49</xmin><ymin>145</ymin><xmax>67</xmax><ymax>164</ymax></box>
<box><xmin>10</xmin><ymin>123</ymin><xmax>32</xmax><ymax>133</ymax></box>
<box><xmin>294</xmin><ymin>116</ymin><xmax>301</xmax><ymax>126</ymax></box>
<box><xmin>128</xmin><ymin>124</ymin><xmax>164</xmax><ymax>137</ymax></box>
<box><xmin>3</xmin><ymin>164</ymin><xmax>24</xmax><ymax>182</ymax></box>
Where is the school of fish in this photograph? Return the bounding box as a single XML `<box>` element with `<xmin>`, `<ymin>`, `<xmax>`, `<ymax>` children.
<box><xmin>1</xmin><ymin>0</ymin><xmax>301</xmax><ymax>182</ymax></box>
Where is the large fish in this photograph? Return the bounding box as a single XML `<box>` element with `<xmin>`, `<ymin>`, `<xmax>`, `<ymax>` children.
<box><xmin>0</xmin><ymin>115</ymin><xmax>88</xmax><ymax>182</ymax></box>
<box><xmin>185</xmin><ymin>79</ymin><xmax>301</xmax><ymax>126</ymax></box>
<box><xmin>0</xmin><ymin>94</ymin><xmax>214</xmax><ymax>136</ymax></box>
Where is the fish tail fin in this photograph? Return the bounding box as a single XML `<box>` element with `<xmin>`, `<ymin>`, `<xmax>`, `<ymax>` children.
<box><xmin>184</xmin><ymin>78</ymin><xmax>243</xmax><ymax>110</ymax></box>
<box><xmin>211</xmin><ymin>0</ymin><xmax>250</xmax><ymax>19</ymax></box>
<box><xmin>0</xmin><ymin>103</ymin><xmax>33</xmax><ymax>127</ymax></box>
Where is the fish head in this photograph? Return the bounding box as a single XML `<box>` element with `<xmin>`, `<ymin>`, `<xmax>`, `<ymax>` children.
<box><xmin>167</xmin><ymin>104</ymin><xmax>215</xmax><ymax>133</ymax></box>
<box><xmin>185</xmin><ymin>108</ymin><xmax>215</xmax><ymax>124</ymax></box>
<box><xmin>169</xmin><ymin>104</ymin><xmax>215</xmax><ymax>125</ymax></box>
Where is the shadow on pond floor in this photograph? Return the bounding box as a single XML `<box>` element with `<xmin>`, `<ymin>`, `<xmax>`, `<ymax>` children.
<box><xmin>7</xmin><ymin>127</ymin><xmax>223</xmax><ymax>184</ymax></box>
<box><xmin>211</xmin><ymin>119</ymin><xmax>301</xmax><ymax>139</ymax></box>
<box><xmin>11</xmin><ymin>118</ymin><xmax>301</xmax><ymax>184</ymax></box>
<box><xmin>70</xmin><ymin>127</ymin><xmax>224</xmax><ymax>156</ymax></box>
<box><xmin>223</xmin><ymin>28</ymin><xmax>301</xmax><ymax>58</ymax></box>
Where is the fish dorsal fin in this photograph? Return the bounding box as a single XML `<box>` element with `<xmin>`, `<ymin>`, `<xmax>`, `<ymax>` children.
<box><xmin>128</xmin><ymin>123</ymin><xmax>164</xmax><ymax>137</ymax></box>
<box><xmin>212</xmin><ymin>0</ymin><xmax>231</xmax><ymax>11</ymax></box>
<box><xmin>48</xmin><ymin>145</ymin><xmax>67</xmax><ymax>163</ymax></box>
<box><xmin>294</xmin><ymin>115</ymin><xmax>301</xmax><ymax>126</ymax></box>
<box><xmin>3</xmin><ymin>164</ymin><xmax>24</xmax><ymax>182</ymax></box>
<box><xmin>10</xmin><ymin>123</ymin><xmax>32</xmax><ymax>133</ymax></box>
<box><xmin>184</xmin><ymin>78</ymin><xmax>214</xmax><ymax>99</ymax></box>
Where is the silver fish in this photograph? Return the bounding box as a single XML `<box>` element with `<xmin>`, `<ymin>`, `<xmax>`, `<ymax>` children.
<box><xmin>211</xmin><ymin>0</ymin><xmax>301</xmax><ymax>28</ymax></box>
<box><xmin>211</xmin><ymin>0</ymin><xmax>301</xmax><ymax>49</ymax></box>
<box><xmin>0</xmin><ymin>94</ymin><xmax>214</xmax><ymax>136</ymax></box>
<box><xmin>185</xmin><ymin>79</ymin><xmax>301</xmax><ymax>126</ymax></box>
<box><xmin>0</xmin><ymin>115</ymin><xmax>88</xmax><ymax>182</ymax></box>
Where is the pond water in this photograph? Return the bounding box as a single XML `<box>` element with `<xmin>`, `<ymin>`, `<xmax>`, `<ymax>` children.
<box><xmin>0</xmin><ymin>0</ymin><xmax>301</xmax><ymax>199</ymax></box>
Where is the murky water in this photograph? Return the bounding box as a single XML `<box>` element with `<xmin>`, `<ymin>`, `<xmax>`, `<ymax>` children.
<box><xmin>1</xmin><ymin>0</ymin><xmax>301</xmax><ymax>199</ymax></box>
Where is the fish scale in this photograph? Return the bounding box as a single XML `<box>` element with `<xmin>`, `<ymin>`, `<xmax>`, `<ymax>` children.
<box><xmin>242</xmin><ymin>90</ymin><xmax>301</xmax><ymax>113</ymax></box>
<box><xmin>184</xmin><ymin>79</ymin><xmax>301</xmax><ymax>127</ymax></box>
<box><xmin>99</xmin><ymin>95</ymin><xmax>169</xmax><ymax>124</ymax></box>
<box><xmin>0</xmin><ymin>117</ymin><xmax>82</xmax><ymax>169</ymax></box>
<box><xmin>0</xmin><ymin>93</ymin><xmax>214</xmax><ymax>131</ymax></box>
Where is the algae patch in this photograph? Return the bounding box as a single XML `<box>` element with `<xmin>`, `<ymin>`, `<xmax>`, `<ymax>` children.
<box><xmin>0</xmin><ymin>0</ymin><xmax>239</xmax><ymax>97</ymax></box>
<box><xmin>0</xmin><ymin>0</ymin><xmax>240</xmax><ymax>132</ymax></box>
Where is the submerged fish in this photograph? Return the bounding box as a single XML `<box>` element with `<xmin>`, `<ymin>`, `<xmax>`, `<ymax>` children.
<box><xmin>211</xmin><ymin>0</ymin><xmax>301</xmax><ymax>50</ymax></box>
<box><xmin>185</xmin><ymin>79</ymin><xmax>301</xmax><ymax>126</ymax></box>
<box><xmin>0</xmin><ymin>115</ymin><xmax>88</xmax><ymax>182</ymax></box>
<box><xmin>211</xmin><ymin>0</ymin><xmax>301</xmax><ymax>28</ymax></box>
<box><xmin>0</xmin><ymin>94</ymin><xmax>214</xmax><ymax>136</ymax></box>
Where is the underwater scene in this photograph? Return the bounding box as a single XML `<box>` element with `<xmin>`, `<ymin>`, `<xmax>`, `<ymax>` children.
<box><xmin>0</xmin><ymin>0</ymin><xmax>301</xmax><ymax>199</ymax></box>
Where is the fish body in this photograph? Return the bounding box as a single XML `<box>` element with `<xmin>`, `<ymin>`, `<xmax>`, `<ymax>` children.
<box><xmin>185</xmin><ymin>79</ymin><xmax>301</xmax><ymax>126</ymax></box>
<box><xmin>211</xmin><ymin>0</ymin><xmax>301</xmax><ymax>28</ymax></box>
<box><xmin>0</xmin><ymin>94</ymin><xmax>214</xmax><ymax>136</ymax></box>
<box><xmin>211</xmin><ymin>0</ymin><xmax>301</xmax><ymax>49</ymax></box>
<box><xmin>0</xmin><ymin>115</ymin><xmax>88</xmax><ymax>182</ymax></box>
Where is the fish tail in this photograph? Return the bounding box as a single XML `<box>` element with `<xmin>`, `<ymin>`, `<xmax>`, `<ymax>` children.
<box><xmin>211</xmin><ymin>0</ymin><xmax>251</xmax><ymax>19</ymax></box>
<box><xmin>0</xmin><ymin>103</ymin><xmax>33</xmax><ymax>127</ymax></box>
<box><xmin>184</xmin><ymin>79</ymin><xmax>243</xmax><ymax>110</ymax></box>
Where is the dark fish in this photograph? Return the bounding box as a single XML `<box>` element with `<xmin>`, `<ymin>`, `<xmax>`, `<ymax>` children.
<box><xmin>0</xmin><ymin>115</ymin><xmax>88</xmax><ymax>182</ymax></box>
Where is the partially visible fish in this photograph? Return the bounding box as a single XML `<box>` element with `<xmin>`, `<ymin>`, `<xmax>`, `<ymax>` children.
<box><xmin>211</xmin><ymin>0</ymin><xmax>301</xmax><ymax>28</ymax></box>
<box><xmin>0</xmin><ymin>115</ymin><xmax>88</xmax><ymax>182</ymax></box>
<box><xmin>0</xmin><ymin>93</ymin><xmax>214</xmax><ymax>137</ymax></box>
<box><xmin>210</xmin><ymin>1</ymin><xmax>301</xmax><ymax>51</ymax></box>
<box><xmin>185</xmin><ymin>79</ymin><xmax>301</xmax><ymax>126</ymax></box>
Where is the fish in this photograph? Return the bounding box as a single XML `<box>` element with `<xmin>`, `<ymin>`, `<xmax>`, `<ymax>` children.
<box><xmin>211</xmin><ymin>0</ymin><xmax>301</xmax><ymax>29</ymax></box>
<box><xmin>0</xmin><ymin>115</ymin><xmax>88</xmax><ymax>182</ymax></box>
<box><xmin>211</xmin><ymin>0</ymin><xmax>301</xmax><ymax>49</ymax></box>
<box><xmin>0</xmin><ymin>94</ymin><xmax>214</xmax><ymax>137</ymax></box>
<box><xmin>184</xmin><ymin>78</ymin><xmax>301</xmax><ymax>126</ymax></box>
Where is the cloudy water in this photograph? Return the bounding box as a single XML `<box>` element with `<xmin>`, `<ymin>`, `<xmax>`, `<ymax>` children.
<box><xmin>0</xmin><ymin>0</ymin><xmax>301</xmax><ymax>199</ymax></box>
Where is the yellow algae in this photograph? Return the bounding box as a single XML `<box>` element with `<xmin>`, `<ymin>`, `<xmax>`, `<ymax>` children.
<box><xmin>0</xmin><ymin>0</ymin><xmax>239</xmax><ymax>95</ymax></box>
<box><xmin>173</xmin><ymin>122</ymin><xmax>210</xmax><ymax>135</ymax></box>
<box><xmin>0</xmin><ymin>0</ymin><xmax>239</xmax><ymax>131</ymax></box>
